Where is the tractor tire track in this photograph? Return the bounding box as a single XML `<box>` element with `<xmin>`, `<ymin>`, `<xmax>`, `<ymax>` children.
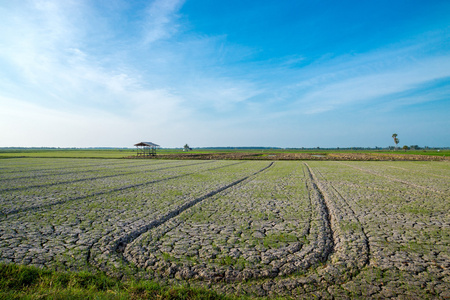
<box><xmin>313</xmin><ymin>167</ymin><xmax>371</xmax><ymax>267</ymax></box>
<box><xmin>232</xmin><ymin>163</ymin><xmax>367</xmax><ymax>298</ymax></box>
<box><xmin>0</xmin><ymin>160</ymin><xmax>179</xmax><ymax>182</ymax></box>
<box><xmin>0</xmin><ymin>161</ymin><xmax>211</xmax><ymax>192</ymax></box>
<box><xmin>89</xmin><ymin>162</ymin><xmax>274</xmax><ymax>276</ymax></box>
<box><xmin>0</xmin><ymin>159</ymin><xmax>143</xmax><ymax>174</ymax></box>
<box><xmin>305</xmin><ymin>163</ymin><xmax>370</xmax><ymax>270</ymax></box>
<box><xmin>0</xmin><ymin>161</ymin><xmax>241</xmax><ymax>216</ymax></box>
<box><xmin>180</xmin><ymin>163</ymin><xmax>371</xmax><ymax>297</ymax></box>
<box><xmin>123</xmin><ymin>163</ymin><xmax>327</xmax><ymax>282</ymax></box>
<box><xmin>291</xmin><ymin>163</ymin><xmax>334</xmax><ymax>269</ymax></box>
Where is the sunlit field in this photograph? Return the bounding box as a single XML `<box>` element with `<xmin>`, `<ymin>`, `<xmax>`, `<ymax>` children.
<box><xmin>1</xmin><ymin>158</ymin><xmax>448</xmax><ymax>298</ymax></box>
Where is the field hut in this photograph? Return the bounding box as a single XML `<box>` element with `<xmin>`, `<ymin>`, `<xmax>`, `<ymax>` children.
<box><xmin>134</xmin><ymin>142</ymin><xmax>160</xmax><ymax>156</ymax></box>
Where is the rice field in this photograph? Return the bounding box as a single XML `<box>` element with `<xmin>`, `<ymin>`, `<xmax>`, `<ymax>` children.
<box><xmin>0</xmin><ymin>158</ymin><xmax>449</xmax><ymax>298</ymax></box>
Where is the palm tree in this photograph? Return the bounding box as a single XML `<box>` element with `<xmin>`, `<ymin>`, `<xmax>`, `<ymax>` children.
<box><xmin>183</xmin><ymin>144</ymin><xmax>191</xmax><ymax>152</ymax></box>
<box><xmin>392</xmin><ymin>133</ymin><xmax>399</xmax><ymax>150</ymax></box>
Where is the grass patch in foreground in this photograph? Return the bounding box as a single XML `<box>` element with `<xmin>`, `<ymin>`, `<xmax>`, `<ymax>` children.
<box><xmin>0</xmin><ymin>263</ymin><xmax>231</xmax><ymax>299</ymax></box>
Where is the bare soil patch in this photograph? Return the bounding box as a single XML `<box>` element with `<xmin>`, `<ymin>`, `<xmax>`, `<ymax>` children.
<box><xmin>128</xmin><ymin>152</ymin><xmax>448</xmax><ymax>161</ymax></box>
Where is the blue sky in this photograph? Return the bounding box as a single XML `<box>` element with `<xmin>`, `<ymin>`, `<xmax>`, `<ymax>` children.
<box><xmin>0</xmin><ymin>0</ymin><xmax>449</xmax><ymax>148</ymax></box>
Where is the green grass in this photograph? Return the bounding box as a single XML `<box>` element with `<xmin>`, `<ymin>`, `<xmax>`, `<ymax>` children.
<box><xmin>339</xmin><ymin>220</ymin><xmax>361</xmax><ymax>232</ymax></box>
<box><xmin>0</xmin><ymin>149</ymin><xmax>135</xmax><ymax>159</ymax></box>
<box><xmin>398</xmin><ymin>205</ymin><xmax>433</xmax><ymax>215</ymax></box>
<box><xmin>263</xmin><ymin>233</ymin><xmax>298</xmax><ymax>249</ymax></box>
<box><xmin>372</xmin><ymin>149</ymin><xmax>450</xmax><ymax>156</ymax></box>
<box><xmin>216</xmin><ymin>257</ymin><xmax>248</xmax><ymax>269</ymax></box>
<box><xmin>0</xmin><ymin>263</ymin><xmax>232</xmax><ymax>299</ymax></box>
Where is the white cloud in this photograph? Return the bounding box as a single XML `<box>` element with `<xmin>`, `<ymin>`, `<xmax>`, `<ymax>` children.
<box><xmin>292</xmin><ymin>54</ymin><xmax>450</xmax><ymax>114</ymax></box>
<box><xmin>142</xmin><ymin>0</ymin><xmax>185</xmax><ymax>44</ymax></box>
<box><xmin>182</xmin><ymin>78</ymin><xmax>262</xmax><ymax>113</ymax></box>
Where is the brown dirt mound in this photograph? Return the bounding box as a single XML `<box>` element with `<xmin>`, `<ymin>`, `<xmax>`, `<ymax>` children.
<box><xmin>126</xmin><ymin>152</ymin><xmax>448</xmax><ymax>161</ymax></box>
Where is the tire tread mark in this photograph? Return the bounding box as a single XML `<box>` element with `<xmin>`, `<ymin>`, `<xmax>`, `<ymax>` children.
<box><xmin>313</xmin><ymin>166</ymin><xmax>371</xmax><ymax>267</ymax></box>
<box><xmin>89</xmin><ymin>162</ymin><xmax>274</xmax><ymax>274</ymax></box>
<box><xmin>0</xmin><ymin>159</ymin><xmax>145</xmax><ymax>174</ymax></box>
<box><xmin>304</xmin><ymin>163</ymin><xmax>369</xmax><ymax>280</ymax></box>
<box><xmin>0</xmin><ymin>160</ymin><xmax>178</xmax><ymax>182</ymax></box>
<box><xmin>0</xmin><ymin>161</ymin><xmax>212</xmax><ymax>192</ymax></box>
<box><xmin>303</xmin><ymin>163</ymin><xmax>335</xmax><ymax>262</ymax></box>
<box><xmin>0</xmin><ymin>161</ymin><xmax>242</xmax><ymax>216</ymax></box>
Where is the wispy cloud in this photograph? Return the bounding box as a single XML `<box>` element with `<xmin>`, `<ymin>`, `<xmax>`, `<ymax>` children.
<box><xmin>142</xmin><ymin>0</ymin><xmax>185</xmax><ymax>44</ymax></box>
<box><xmin>283</xmin><ymin>40</ymin><xmax>450</xmax><ymax>115</ymax></box>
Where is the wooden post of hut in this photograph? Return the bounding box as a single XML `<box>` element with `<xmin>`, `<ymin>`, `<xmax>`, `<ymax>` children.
<box><xmin>134</xmin><ymin>142</ymin><xmax>160</xmax><ymax>157</ymax></box>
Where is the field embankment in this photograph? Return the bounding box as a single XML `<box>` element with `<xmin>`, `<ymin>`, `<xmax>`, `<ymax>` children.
<box><xmin>1</xmin><ymin>148</ymin><xmax>448</xmax><ymax>160</ymax></box>
<box><xmin>131</xmin><ymin>151</ymin><xmax>448</xmax><ymax>161</ymax></box>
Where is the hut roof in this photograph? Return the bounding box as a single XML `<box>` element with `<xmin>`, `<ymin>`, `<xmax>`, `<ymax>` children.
<box><xmin>134</xmin><ymin>142</ymin><xmax>160</xmax><ymax>147</ymax></box>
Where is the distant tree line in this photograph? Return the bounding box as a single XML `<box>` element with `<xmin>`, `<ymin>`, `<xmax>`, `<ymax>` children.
<box><xmin>1</xmin><ymin>146</ymin><xmax>447</xmax><ymax>151</ymax></box>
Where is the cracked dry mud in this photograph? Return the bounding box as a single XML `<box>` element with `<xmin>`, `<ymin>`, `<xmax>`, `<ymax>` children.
<box><xmin>0</xmin><ymin>158</ymin><xmax>449</xmax><ymax>299</ymax></box>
